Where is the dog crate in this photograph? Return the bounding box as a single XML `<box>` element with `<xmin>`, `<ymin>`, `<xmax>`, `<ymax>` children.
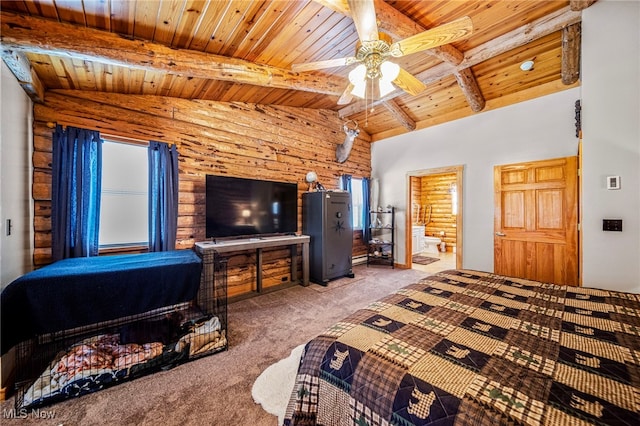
<box><xmin>12</xmin><ymin>251</ymin><xmax>227</xmax><ymax>409</ymax></box>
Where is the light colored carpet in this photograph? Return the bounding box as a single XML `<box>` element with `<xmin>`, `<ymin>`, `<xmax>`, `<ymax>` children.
<box><xmin>309</xmin><ymin>275</ymin><xmax>364</xmax><ymax>292</ymax></box>
<box><xmin>251</xmin><ymin>344</ymin><xmax>304</xmax><ymax>425</ymax></box>
<box><xmin>0</xmin><ymin>264</ymin><xmax>429</xmax><ymax>425</ymax></box>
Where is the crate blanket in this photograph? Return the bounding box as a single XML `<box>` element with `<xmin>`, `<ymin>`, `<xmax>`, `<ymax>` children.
<box><xmin>1</xmin><ymin>250</ymin><xmax>203</xmax><ymax>354</ymax></box>
<box><xmin>284</xmin><ymin>269</ymin><xmax>640</xmax><ymax>425</ymax></box>
<box><xmin>21</xmin><ymin>315</ymin><xmax>226</xmax><ymax>408</ymax></box>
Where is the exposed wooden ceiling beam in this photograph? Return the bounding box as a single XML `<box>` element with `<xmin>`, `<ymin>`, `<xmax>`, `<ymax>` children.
<box><xmin>562</xmin><ymin>23</ymin><xmax>581</xmax><ymax>85</ymax></box>
<box><xmin>1</xmin><ymin>48</ymin><xmax>44</xmax><ymax>103</ymax></box>
<box><xmin>570</xmin><ymin>0</ymin><xmax>598</xmax><ymax>11</ymax></box>
<box><xmin>454</xmin><ymin>68</ymin><xmax>485</xmax><ymax>112</ymax></box>
<box><xmin>371</xmin><ymin>0</ymin><xmax>485</xmax><ymax>114</ymax></box>
<box><xmin>0</xmin><ymin>11</ymin><xmax>346</xmax><ymax>97</ymax></box>
<box><xmin>339</xmin><ymin>5</ymin><xmax>582</xmax><ymax>118</ymax></box>
<box><xmin>382</xmin><ymin>101</ymin><xmax>416</xmax><ymax>131</ymax></box>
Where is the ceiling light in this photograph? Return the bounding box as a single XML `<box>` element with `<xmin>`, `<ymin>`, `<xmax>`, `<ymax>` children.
<box><xmin>348</xmin><ymin>64</ymin><xmax>367</xmax><ymax>99</ymax></box>
<box><xmin>379</xmin><ymin>61</ymin><xmax>400</xmax><ymax>97</ymax></box>
<box><xmin>520</xmin><ymin>60</ymin><xmax>534</xmax><ymax>71</ymax></box>
<box><xmin>379</xmin><ymin>78</ymin><xmax>395</xmax><ymax>97</ymax></box>
<box><xmin>380</xmin><ymin>61</ymin><xmax>400</xmax><ymax>81</ymax></box>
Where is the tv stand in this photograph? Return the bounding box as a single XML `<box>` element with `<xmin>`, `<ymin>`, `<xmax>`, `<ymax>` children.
<box><xmin>195</xmin><ymin>235</ymin><xmax>310</xmax><ymax>297</ymax></box>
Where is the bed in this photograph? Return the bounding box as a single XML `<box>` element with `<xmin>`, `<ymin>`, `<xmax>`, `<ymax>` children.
<box><xmin>1</xmin><ymin>249</ymin><xmax>204</xmax><ymax>353</ymax></box>
<box><xmin>284</xmin><ymin>269</ymin><xmax>639</xmax><ymax>425</ymax></box>
<box><xmin>1</xmin><ymin>249</ymin><xmax>228</xmax><ymax>409</ymax></box>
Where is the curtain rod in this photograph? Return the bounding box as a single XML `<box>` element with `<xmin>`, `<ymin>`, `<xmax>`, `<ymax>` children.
<box><xmin>101</xmin><ymin>133</ymin><xmax>149</xmax><ymax>147</ymax></box>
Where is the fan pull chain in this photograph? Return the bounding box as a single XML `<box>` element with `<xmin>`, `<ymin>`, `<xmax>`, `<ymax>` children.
<box><xmin>365</xmin><ymin>76</ymin><xmax>375</xmax><ymax>127</ymax></box>
<box><xmin>364</xmin><ymin>77</ymin><xmax>370</xmax><ymax>127</ymax></box>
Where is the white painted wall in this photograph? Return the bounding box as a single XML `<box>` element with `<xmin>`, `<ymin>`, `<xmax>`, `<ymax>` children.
<box><xmin>0</xmin><ymin>61</ymin><xmax>34</xmax><ymax>289</ymax></box>
<box><xmin>371</xmin><ymin>88</ymin><xmax>580</xmax><ymax>272</ymax></box>
<box><xmin>372</xmin><ymin>0</ymin><xmax>640</xmax><ymax>293</ymax></box>
<box><xmin>581</xmin><ymin>0</ymin><xmax>640</xmax><ymax>293</ymax></box>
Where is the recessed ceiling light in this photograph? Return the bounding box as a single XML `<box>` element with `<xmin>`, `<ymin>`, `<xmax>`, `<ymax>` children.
<box><xmin>520</xmin><ymin>60</ymin><xmax>535</xmax><ymax>71</ymax></box>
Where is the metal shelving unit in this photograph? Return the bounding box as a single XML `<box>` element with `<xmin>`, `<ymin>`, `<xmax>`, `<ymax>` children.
<box><xmin>367</xmin><ymin>207</ymin><xmax>394</xmax><ymax>268</ymax></box>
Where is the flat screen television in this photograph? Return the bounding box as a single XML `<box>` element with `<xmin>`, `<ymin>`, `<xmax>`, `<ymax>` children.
<box><xmin>205</xmin><ymin>175</ymin><xmax>298</xmax><ymax>238</ymax></box>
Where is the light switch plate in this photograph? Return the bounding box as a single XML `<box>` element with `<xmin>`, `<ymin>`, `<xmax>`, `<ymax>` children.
<box><xmin>606</xmin><ymin>175</ymin><xmax>621</xmax><ymax>190</ymax></box>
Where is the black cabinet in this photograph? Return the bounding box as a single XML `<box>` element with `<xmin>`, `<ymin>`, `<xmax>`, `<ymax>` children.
<box><xmin>302</xmin><ymin>191</ymin><xmax>354</xmax><ymax>285</ymax></box>
<box><xmin>367</xmin><ymin>207</ymin><xmax>395</xmax><ymax>268</ymax></box>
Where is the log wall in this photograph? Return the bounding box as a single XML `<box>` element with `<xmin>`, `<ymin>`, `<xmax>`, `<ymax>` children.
<box><xmin>420</xmin><ymin>173</ymin><xmax>457</xmax><ymax>252</ymax></box>
<box><xmin>32</xmin><ymin>90</ymin><xmax>371</xmax><ymax>297</ymax></box>
<box><xmin>410</xmin><ymin>173</ymin><xmax>457</xmax><ymax>252</ymax></box>
<box><xmin>410</xmin><ymin>176</ymin><xmax>422</xmax><ymax>224</ymax></box>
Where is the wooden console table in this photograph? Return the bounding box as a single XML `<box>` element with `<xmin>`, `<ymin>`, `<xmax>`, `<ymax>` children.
<box><xmin>195</xmin><ymin>235</ymin><xmax>310</xmax><ymax>297</ymax></box>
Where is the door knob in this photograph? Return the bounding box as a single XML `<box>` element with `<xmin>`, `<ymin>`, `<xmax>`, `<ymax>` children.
<box><xmin>495</xmin><ymin>232</ymin><xmax>506</xmax><ymax>237</ymax></box>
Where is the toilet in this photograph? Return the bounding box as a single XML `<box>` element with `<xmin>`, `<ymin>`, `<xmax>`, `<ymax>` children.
<box><xmin>423</xmin><ymin>236</ymin><xmax>442</xmax><ymax>254</ymax></box>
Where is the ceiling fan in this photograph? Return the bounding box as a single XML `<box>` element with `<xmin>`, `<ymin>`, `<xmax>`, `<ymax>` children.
<box><xmin>292</xmin><ymin>0</ymin><xmax>473</xmax><ymax>105</ymax></box>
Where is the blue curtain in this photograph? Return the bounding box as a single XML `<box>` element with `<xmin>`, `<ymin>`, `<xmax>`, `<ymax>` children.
<box><xmin>148</xmin><ymin>141</ymin><xmax>179</xmax><ymax>252</ymax></box>
<box><xmin>340</xmin><ymin>174</ymin><xmax>352</xmax><ymax>192</ymax></box>
<box><xmin>362</xmin><ymin>177</ymin><xmax>371</xmax><ymax>243</ymax></box>
<box><xmin>51</xmin><ymin>125</ymin><xmax>102</xmax><ymax>261</ymax></box>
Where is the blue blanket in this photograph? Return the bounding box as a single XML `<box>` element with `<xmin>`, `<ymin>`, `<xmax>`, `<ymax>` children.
<box><xmin>1</xmin><ymin>250</ymin><xmax>202</xmax><ymax>355</ymax></box>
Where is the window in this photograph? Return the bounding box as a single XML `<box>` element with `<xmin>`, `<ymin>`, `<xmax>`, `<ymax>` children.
<box><xmin>99</xmin><ymin>141</ymin><xmax>148</xmax><ymax>248</ymax></box>
<box><xmin>351</xmin><ymin>178</ymin><xmax>364</xmax><ymax>230</ymax></box>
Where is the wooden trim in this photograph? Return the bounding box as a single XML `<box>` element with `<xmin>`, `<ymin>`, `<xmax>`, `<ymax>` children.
<box><xmin>405</xmin><ymin>165</ymin><xmax>463</xmax><ymax>269</ymax></box>
<box><xmin>455</xmin><ymin>167</ymin><xmax>464</xmax><ymax>269</ymax></box>
<box><xmin>0</xmin><ymin>383</ymin><xmax>12</xmax><ymax>401</ymax></box>
<box><xmin>578</xmin><ymin>139</ymin><xmax>583</xmax><ymax>286</ymax></box>
<box><xmin>98</xmin><ymin>245</ymin><xmax>149</xmax><ymax>255</ymax></box>
<box><xmin>102</xmin><ymin>133</ymin><xmax>150</xmax><ymax>147</ymax></box>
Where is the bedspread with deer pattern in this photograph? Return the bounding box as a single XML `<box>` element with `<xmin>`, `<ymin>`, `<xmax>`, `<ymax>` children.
<box><xmin>284</xmin><ymin>269</ymin><xmax>640</xmax><ymax>426</ymax></box>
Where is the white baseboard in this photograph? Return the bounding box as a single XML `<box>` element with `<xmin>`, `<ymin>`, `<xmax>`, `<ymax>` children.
<box><xmin>352</xmin><ymin>255</ymin><xmax>367</xmax><ymax>266</ymax></box>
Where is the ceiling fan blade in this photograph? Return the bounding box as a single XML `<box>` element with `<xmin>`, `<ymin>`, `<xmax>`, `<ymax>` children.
<box><xmin>393</xmin><ymin>67</ymin><xmax>427</xmax><ymax>96</ymax></box>
<box><xmin>347</xmin><ymin>0</ymin><xmax>379</xmax><ymax>42</ymax></box>
<box><xmin>337</xmin><ymin>83</ymin><xmax>355</xmax><ymax>105</ymax></box>
<box><xmin>292</xmin><ymin>56</ymin><xmax>357</xmax><ymax>72</ymax></box>
<box><xmin>390</xmin><ymin>16</ymin><xmax>473</xmax><ymax>57</ymax></box>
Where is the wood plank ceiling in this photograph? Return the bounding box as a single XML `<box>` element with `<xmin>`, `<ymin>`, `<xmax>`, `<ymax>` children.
<box><xmin>0</xmin><ymin>0</ymin><xmax>593</xmax><ymax>141</ymax></box>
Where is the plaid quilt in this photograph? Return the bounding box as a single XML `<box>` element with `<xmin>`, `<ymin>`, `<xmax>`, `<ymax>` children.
<box><xmin>283</xmin><ymin>269</ymin><xmax>640</xmax><ymax>425</ymax></box>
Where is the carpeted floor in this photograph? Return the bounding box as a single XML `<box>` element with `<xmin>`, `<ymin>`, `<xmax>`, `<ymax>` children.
<box><xmin>412</xmin><ymin>255</ymin><xmax>440</xmax><ymax>265</ymax></box>
<box><xmin>1</xmin><ymin>264</ymin><xmax>429</xmax><ymax>426</ymax></box>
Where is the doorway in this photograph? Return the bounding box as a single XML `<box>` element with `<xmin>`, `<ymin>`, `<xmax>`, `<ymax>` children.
<box><xmin>494</xmin><ymin>156</ymin><xmax>578</xmax><ymax>285</ymax></box>
<box><xmin>406</xmin><ymin>165</ymin><xmax>463</xmax><ymax>270</ymax></box>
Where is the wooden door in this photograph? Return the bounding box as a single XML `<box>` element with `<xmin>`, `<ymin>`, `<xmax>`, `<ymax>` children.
<box><xmin>494</xmin><ymin>157</ymin><xmax>578</xmax><ymax>286</ymax></box>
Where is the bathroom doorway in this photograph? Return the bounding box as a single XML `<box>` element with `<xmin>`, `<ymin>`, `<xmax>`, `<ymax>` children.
<box><xmin>406</xmin><ymin>165</ymin><xmax>463</xmax><ymax>270</ymax></box>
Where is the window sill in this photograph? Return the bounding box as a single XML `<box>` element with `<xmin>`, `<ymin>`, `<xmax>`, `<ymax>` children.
<box><xmin>99</xmin><ymin>245</ymin><xmax>149</xmax><ymax>255</ymax></box>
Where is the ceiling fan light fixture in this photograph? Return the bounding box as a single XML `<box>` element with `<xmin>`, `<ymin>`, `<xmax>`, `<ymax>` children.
<box><xmin>351</xmin><ymin>82</ymin><xmax>366</xmax><ymax>99</ymax></box>
<box><xmin>379</xmin><ymin>78</ymin><xmax>395</xmax><ymax>97</ymax></box>
<box><xmin>379</xmin><ymin>61</ymin><xmax>400</xmax><ymax>96</ymax></box>
<box><xmin>380</xmin><ymin>61</ymin><xmax>400</xmax><ymax>81</ymax></box>
<box><xmin>349</xmin><ymin>64</ymin><xmax>367</xmax><ymax>99</ymax></box>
